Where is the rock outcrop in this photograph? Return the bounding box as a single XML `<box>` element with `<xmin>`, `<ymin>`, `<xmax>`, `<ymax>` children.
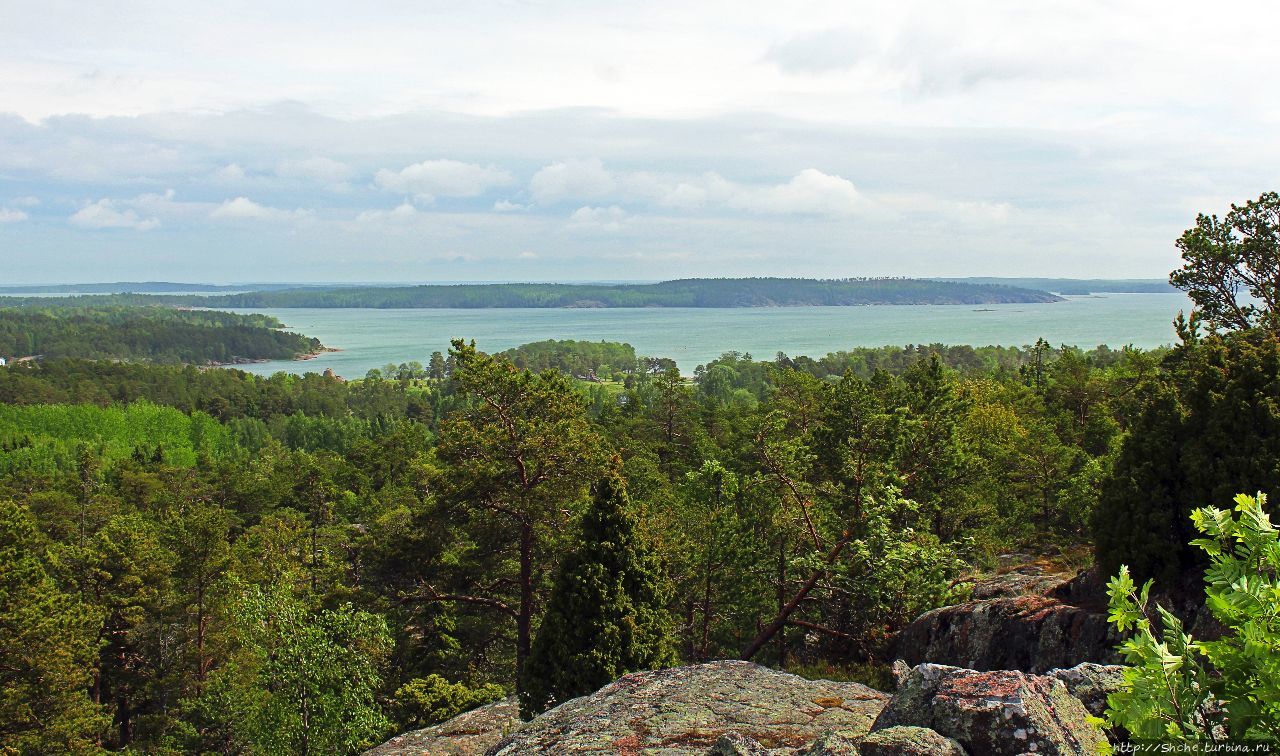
<box><xmin>1048</xmin><ymin>662</ymin><xmax>1126</xmax><ymax>718</ymax></box>
<box><xmin>366</xmin><ymin>659</ymin><xmax>1118</xmax><ymax>755</ymax></box>
<box><xmin>856</xmin><ymin>725</ymin><xmax>967</xmax><ymax>755</ymax></box>
<box><xmin>872</xmin><ymin>663</ymin><xmax>1106</xmax><ymax>755</ymax></box>
<box><xmin>363</xmin><ymin>697</ymin><xmax>521</xmax><ymax>755</ymax></box>
<box><xmin>486</xmin><ymin>661</ymin><xmax>889</xmax><ymax>754</ymax></box>
<box><xmin>894</xmin><ymin>567</ymin><xmax>1121</xmax><ymax>673</ymax></box>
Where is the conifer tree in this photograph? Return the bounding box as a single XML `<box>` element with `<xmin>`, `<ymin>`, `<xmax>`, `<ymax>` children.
<box><xmin>1093</xmin><ymin>330</ymin><xmax>1280</xmax><ymax>583</ymax></box>
<box><xmin>0</xmin><ymin>499</ymin><xmax>107</xmax><ymax>752</ymax></box>
<box><xmin>520</xmin><ymin>470</ymin><xmax>674</xmax><ymax>718</ymax></box>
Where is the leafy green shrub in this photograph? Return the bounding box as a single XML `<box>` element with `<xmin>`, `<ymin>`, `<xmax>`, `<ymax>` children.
<box><xmin>1104</xmin><ymin>492</ymin><xmax>1280</xmax><ymax>742</ymax></box>
<box><xmin>392</xmin><ymin>675</ymin><xmax>505</xmax><ymax>729</ymax></box>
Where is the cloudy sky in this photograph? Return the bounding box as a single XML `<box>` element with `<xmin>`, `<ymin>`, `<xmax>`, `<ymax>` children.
<box><xmin>2</xmin><ymin>0</ymin><xmax>1277</xmax><ymax>283</ymax></box>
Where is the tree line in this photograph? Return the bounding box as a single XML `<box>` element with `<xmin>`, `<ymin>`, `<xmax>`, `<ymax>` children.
<box><xmin>0</xmin><ymin>277</ymin><xmax>1063</xmax><ymax>309</ymax></box>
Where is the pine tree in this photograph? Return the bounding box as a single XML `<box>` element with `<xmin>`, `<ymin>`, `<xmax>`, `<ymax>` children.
<box><xmin>0</xmin><ymin>499</ymin><xmax>107</xmax><ymax>752</ymax></box>
<box><xmin>520</xmin><ymin>470</ymin><xmax>674</xmax><ymax>718</ymax></box>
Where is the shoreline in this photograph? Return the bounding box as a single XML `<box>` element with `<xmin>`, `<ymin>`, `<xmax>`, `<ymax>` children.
<box><xmin>205</xmin><ymin>346</ymin><xmax>340</xmax><ymax>369</ymax></box>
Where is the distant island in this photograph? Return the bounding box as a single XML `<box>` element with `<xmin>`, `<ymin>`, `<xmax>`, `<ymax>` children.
<box><xmin>6</xmin><ymin>278</ymin><xmax>1062</xmax><ymax>309</ymax></box>
<box><xmin>935</xmin><ymin>277</ymin><xmax>1176</xmax><ymax>295</ymax></box>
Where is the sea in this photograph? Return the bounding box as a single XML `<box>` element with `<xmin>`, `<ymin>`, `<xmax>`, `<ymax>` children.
<box><xmin>224</xmin><ymin>293</ymin><xmax>1192</xmax><ymax>377</ymax></box>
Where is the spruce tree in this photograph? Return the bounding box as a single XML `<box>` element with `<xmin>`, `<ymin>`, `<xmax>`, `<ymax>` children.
<box><xmin>520</xmin><ymin>470</ymin><xmax>674</xmax><ymax>718</ymax></box>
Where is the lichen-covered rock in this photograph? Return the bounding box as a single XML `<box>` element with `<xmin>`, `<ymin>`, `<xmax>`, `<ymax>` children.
<box><xmin>706</xmin><ymin>732</ymin><xmax>769</xmax><ymax>755</ymax></box>
<box><xmin>872</xmin><ymin>663</ymin><xmax>1106</xmax><ymax>755</ymax></box>
<box><xmin>893</xmin><ymin>594</ymin><xmax>1120</xmax><ymax>673</ymax></box>
<box><xmin>795</xmin><ymin>731</ymin><xmax>861</xmax><ymax>755</ymax></box>
<box><xmin>1049</xmin><ymin>663</ymin><xmax>1126</xmax><ymax>718</ymax></box>
<box><xmin>971</xmin><ymin>571</ymin><xmax>1068</xmax><ymax>600</ymax></box>
<box><xmin>363</xmin><ymin>696</ymin><xmax>521</xmax><ymax>755</ymax></box>
<box><xmin>857</xmin><ymin>726</ymin><xmax>967</xmax><ymax>755</ymax></box>
<box><xmin>890</xmin><ymin>660</ymin><xmax>911</xmax><ymax>691</ymax></box>
<box><xmin>487</xmin><ymin>661</ymin><xmax>889</xmax><ymax>754</ymax></box>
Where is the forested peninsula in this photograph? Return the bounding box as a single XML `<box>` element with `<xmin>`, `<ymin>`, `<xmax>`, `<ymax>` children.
<box><xmin>0</xmin><ymin>307</ymin><xmax>323</xmax><ymax>365</ymax></box>
<box><xmin>3</xmin><ymin>277</ymin><xmax>1063</xmax><ymax>309</ymax></box>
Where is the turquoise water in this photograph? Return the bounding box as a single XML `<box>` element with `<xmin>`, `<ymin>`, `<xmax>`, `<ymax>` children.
<box><xmin>227</xmin><ymin>293</ymin><xmax>1192</xmax><ymax>377</ymax></box>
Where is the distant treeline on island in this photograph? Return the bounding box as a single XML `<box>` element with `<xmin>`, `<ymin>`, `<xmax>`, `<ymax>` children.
<box><xmin>0</xmin><ymin>278</ymin><xmax>1065</xmax><ymax>309</ymax></box>
<box><xmin>936</xmin><ymin>277</ymin><xmax>1175</xmax><ymax>295</ymax></box>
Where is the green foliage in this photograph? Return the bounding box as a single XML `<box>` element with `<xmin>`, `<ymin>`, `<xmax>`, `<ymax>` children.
<box><xmin>520</xmin><ymin>472</ymin><xmax>675</xmax><ymax>718</ymax></box>
<box><xmin>0</xmin><ymin>400</ymin><xmax>235</xmax><ymax>473</ymax></box>
<box><xmin>392</xmin><ymin>675</ymin><xmax>505</xmax><ymax>729</ymax></box>
<box><xmin>205</xmin><ymin>584</ymin><xmax>392</xmax><ymax>755</ymax></box>
<box><xmin>1094</xmin><ymin>330</ymin><xmax>1280</xmax><ymax>583</ymax></box>
<box><xmin>499</xmin><ymin>339</ymin><xmax>644</xmax><ymax>380</ymax></box>
<box><xmin>833</xmin><ymin>491</ymin><xmax>971</xmax><ymax>659</ymax></box>
<box><xmin>1170</xmin><ymin>190</ymin><xmax>1280</xmax><ymax>335</ymax></box>
<box><xmin>1104</xmin><ymin>493</ymin><xmax>1280</xmax><ymax>742</ymax></box>
<box><xmin>0</xmin><ymin>499</ymin><xmax>107</xmax><ymax>753</ymax></box>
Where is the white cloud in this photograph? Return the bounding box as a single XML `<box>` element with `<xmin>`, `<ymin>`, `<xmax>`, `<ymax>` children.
<box><xmin>10</xmin><ymin>196</ymin><xmax>41</xmax><ymax>208</ymax></box>
<box><xmin>493</xmin><ymin>199</ymin><xmax>526</xmax><ymax>212</ymax></box>
<box><xmin>518</xmin><ymin>250</ymin><xmax>538</xmax><ymax>259</ymax></box>
<box><xmin>766</xmin><ymin>28</ymin><xmax>869</xmax><ymax>74</ymax></box>
<box><xmin>725</xmin><ymin>169</ymin><xmax>865</xmax><ymax>216</ymax></box>
<box><xmin>644</xmin><ymin>169</ymin><xmax>867</xmax><ymax>217</ymax></box>
<box><xmin>657</xmin><ymin>181</ymin><xmax>710</xmax><ymax>209</ymax></box>
<box><xmin>568</xmin><ymin>205</ymin><xmax>628</xmax><ymax>231</ymax></box>
<box><xmin>355</xmin><ymin>201</ymin><xmax>419</xmax><ymax>223</ymax></box>
<box><xmin>131</xmin><ymin>188</ymin><xmax>177</xmax><ymax>212</ymax></box>
<box><xmin>0</xmin><ymin>208</ymin><xmax>29</xmax><ymax>223</ymax></box>
<box><xmin>211</xmin><ymin>196</ymin><xmax>311</xmax><ymax>221</ymax></box>
<box><xmin>530</xmin><ymin>158</ymin><xmax>615</xmax><ymax>205</ymax></box>
<box><xmin>277</xmin><ymin>156</ymin><xmax>353</xmax><ymax>189</ymax></box>
<box><xmin>214</xmin><ymin>163</ymin><xmax>246</xmax><ymax>182</ymax></box>
<box><xmin>374</xmin><ymin>159</ymin><xmax>513</xmax><ymax>200</ymax></box>
<box><xmin>69</xmin><ymin>199</ymin><xmax>160</xmax><ymax>231</ymax></box>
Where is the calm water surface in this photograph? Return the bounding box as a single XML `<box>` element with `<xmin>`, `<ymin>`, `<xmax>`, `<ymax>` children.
<box><xmin>229</xmin><ymin>293</ymin><xmax>1191</xmax><ymax>377</ymax></box>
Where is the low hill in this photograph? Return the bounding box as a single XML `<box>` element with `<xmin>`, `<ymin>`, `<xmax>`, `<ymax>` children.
<box><xmin>76</xmin><ymin>278</ymin><xmax>1062</xmax><ymax>308</ymax></box>
<box><xmin>937</xmin><ymin>277</ymin><xmax>1175</xmax><ymax>295</ymax></box>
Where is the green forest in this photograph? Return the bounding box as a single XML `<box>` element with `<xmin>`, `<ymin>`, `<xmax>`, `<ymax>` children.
<box><xmin>0</xmin><ymin>277</ymin><xmax>1063</xmax><ymax>310</ymax></box>
<box><xmin>0</xmin><ymin>307</ymin><xmax>322</xmax><ymax>364</ymax></box>
<box><xmin>3</xmin><ymin>329</ymin><xmax>1268</xmax><ymax>751</ymax></box>
<box><xmin>1</xmin><ymin>193</ymin><xmax>1278</xmax><ymax>751</ymax></box>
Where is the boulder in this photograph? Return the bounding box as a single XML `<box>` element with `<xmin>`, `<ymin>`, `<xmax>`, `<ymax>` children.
<box><xmin>1048</xmin><ymin>663</ymin><xmax>1126</xmax><ymax>718</ymax></box>
<box><xmin>706</xmin><ymin>732</ymin><xmax>770</xmax><ymax>755</ymax></box>
<box><xmin>363</xmin><ymin>696</ymin><xmax>521</xmax><ymax>755</ymax></box>
<box><xmin>971</xmin><ymin>571</ymin><xmax>1068</xmax><ymax>601</ymax></box>
<box><xmin>856</xmin><ymin>726</ymin><xmax>967</xmax><ymax>755</ymax></box>
<box><xmin>893</xmin><ymin>593</ymin><xmax>1120</xmax><ymax>673</ymax></box>
<box><xmin>486</xmin><ymin>661</ymin><xmax>889</xmax><ymax>754</ymax></box>
<box><xmin>796</xmin><ymin>731</ymin><xmax>861</xmax><ymax>755</ymax></box>
<box><xmin>872</xmin><ymin>663</ymin><xmax>1106</xmax><ymax>755</ymax></box>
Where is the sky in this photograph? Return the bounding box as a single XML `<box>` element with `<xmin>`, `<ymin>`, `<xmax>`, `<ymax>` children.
<box><xmin>1</xmin><ymin>0</ymin><xmax>1278</xmax><ymax>284</ymax></box>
